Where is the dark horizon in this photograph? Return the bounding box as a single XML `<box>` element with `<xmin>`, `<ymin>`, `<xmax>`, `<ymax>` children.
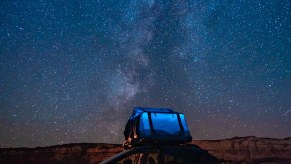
<box><xmin>1</xmin><ymin>0</ymin><xmax>290</xmax><ymax>147</ymax></box>
<box><xmin>1</xmin><ymin>136</ymin><xmax>291</xmax><ymax>149</ymax></box>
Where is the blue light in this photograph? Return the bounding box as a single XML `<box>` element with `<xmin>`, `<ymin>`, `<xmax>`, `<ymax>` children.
<box><xmin>151</xmin><ymin>113</ymin><xmax>180</xmax><ymax>135</ymax></box>
<box><xmin>139</xmin><ymin>112</ymin><xmax>151</xmax><ymax>137</ymax></box>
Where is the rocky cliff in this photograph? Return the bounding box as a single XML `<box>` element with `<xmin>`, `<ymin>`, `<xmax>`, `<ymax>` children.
<box><xmin>0</xmin><ymin>143</ymin><xmax>122</xmax><ymax>164</ymax></box>
<box><xmin>1</xmin><ymin>136</ymin><xmax>290</xmax><ymax>164</ymax></box>
<box><xmin>192</xmin><ymin>136</ymin><xmax>291</xmax><ymax>163</ymax></box>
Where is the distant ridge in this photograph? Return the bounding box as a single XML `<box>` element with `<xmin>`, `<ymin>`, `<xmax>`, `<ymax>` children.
<box><xmin>191</xmin><ymin>136</ymin><xmax>291</xmax><ymax>163</ymax></box>
<box><xmin>1</xmin><ymin>136</ymin><xmax>291</xmax><ymax>163</ymax></box>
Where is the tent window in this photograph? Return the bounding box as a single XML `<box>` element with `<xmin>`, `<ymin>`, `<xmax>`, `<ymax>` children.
<box><xmin>151</xmin><ymin>113</ymin><xmax>180</xmax><ymax>135</ymax></box>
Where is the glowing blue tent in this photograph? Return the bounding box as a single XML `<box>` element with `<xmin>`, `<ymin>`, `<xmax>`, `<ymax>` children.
<box><xmin>123</xmin><ymin>107</ymin><xmax>192</xmax><ymax>147</ymax></box>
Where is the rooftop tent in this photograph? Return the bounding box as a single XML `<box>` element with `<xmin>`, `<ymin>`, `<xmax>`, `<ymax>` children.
<box><xmin>123</xmin><ymin>107</ymin><xmax>192</xmax><ymax>147</ymax></box>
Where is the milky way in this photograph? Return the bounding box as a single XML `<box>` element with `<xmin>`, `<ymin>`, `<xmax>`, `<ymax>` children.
<box><xmin>0</xmin><ymin>0</ymin><xmax>290</xmax><ymax>147</ymax></box>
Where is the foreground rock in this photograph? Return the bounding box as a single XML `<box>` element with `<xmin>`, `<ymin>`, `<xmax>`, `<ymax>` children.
<box><xmin>0</xmin><ymin>136</ymin><xmax>290</xmax><ymax>163</ymax></box>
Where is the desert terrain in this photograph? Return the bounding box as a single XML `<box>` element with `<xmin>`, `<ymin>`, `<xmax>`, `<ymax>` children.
<box><xmin>1</xmin><ymin>136</ymin><xmax>291</xmax><ymax>163</ymax></box>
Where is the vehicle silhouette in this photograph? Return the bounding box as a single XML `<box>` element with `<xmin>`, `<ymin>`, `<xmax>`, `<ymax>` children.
<box><xmin>100</xmin><ymin>143</ymin><xmax>218</xmax><ymax>164</ymax></box>
<box><xmin>101</xmin><ymin>107</ymin><xmax>219</xmax><ymax>164</ymax></box>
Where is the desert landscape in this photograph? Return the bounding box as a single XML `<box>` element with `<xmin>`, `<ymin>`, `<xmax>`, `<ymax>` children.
<box><xmin>1</xmin><ymin>1</ymin><xmax>290</xmax><ymax>164</ymax></box>
<box><xmin>1</xmin><ymin>136</ymin><xmax>291</xmax><ymax>164</ymax></box>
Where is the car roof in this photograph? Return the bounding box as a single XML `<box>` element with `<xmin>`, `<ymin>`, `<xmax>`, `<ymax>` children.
<box><xmin>99</xmin><ymin>144</ymin><xmax>209</xmax><ymax>164</ymax></box>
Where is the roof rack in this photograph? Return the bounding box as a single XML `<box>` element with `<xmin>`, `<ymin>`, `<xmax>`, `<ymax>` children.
<box><xmin>123</xmin><ymin>107</ymin><xmax>192</xmax><ymax>149</ymax></box>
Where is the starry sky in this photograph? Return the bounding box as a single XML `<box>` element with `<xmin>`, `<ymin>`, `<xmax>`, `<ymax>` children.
<box><xmin>0</xmin><ymin>0</ymin><xmax>290</xmax><ymax>148</ymax></box>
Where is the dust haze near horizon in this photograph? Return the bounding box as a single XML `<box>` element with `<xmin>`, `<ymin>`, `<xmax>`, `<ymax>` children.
<box><xmin>0</xmin><ymin>0</ymin><xmax>290</xmax><ymax>147</ymax></box>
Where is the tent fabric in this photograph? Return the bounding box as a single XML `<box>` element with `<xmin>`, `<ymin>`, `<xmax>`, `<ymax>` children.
<box><xmin>124</xmin><ymin>107</ymin><xmax>192</xmax><ymax>146</ymax></box>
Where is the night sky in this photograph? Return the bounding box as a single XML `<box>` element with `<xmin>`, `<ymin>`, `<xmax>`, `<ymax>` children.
<box><xmin>0</xmin><ymin>0</ymin><xmax>290</xmax><ymax>148</ymax></box>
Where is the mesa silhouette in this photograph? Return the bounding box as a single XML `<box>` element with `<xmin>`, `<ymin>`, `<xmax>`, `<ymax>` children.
<box><xmin>1</xmin><ymin>136</ymin><xmax>291</xmax><ymax>164</ymax></box>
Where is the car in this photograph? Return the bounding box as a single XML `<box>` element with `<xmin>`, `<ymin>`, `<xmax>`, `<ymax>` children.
<box><xmin>100</xmin><ymin>143</ymin><xmax>218</xmax><ymax>164</ymax></box>
<box><xmin>101</xmin><ymin>107</ymin><xmax>218</xmax><ymax>164</ymax></box>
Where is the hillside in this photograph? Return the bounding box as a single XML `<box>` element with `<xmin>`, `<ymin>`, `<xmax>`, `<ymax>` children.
<box><xmin>1</xmin><ymin>136</ymin><xmax>291</xmax><ymax>163</ymax></box>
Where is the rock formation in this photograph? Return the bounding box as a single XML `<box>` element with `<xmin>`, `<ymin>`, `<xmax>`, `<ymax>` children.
<box><xmin>1</xmin><ymin>136</ymin><xmax>290</xmax><ymax>163</ymax></box>
<box><xmin>192</xmin><ymin>136</ymin><xmax>291</xmax><ymax>163</ymax></box>
<box><xmin>0</xmin><ymin>143</ymin><xmax>122</xmax><ymax>164</ymax></box>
